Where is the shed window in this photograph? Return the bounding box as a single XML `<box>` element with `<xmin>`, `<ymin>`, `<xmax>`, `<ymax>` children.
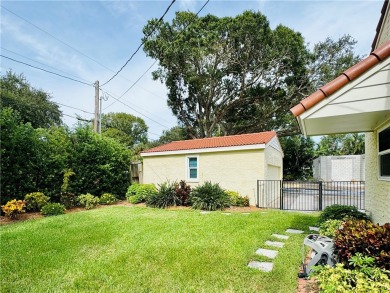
<box><xmin>188</xmin><ymin>157</ymin><xmax>198</xmax><ymax>180</ymax></box>
<box><xmin>378</xmin><ymin>126</ymin><xmax>390</xmax><ymax>178</ymax></box>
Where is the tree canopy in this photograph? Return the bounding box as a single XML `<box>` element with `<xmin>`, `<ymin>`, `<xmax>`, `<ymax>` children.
<box><xmin>101</xmin><ymin>112</ymin><xmax>148</xmax><ymax>147</ymax></box>
<box><xmin>143</xmin><ymin>11</ymin><xmax>310</xmax><ymax>138</ymax></box>
<box><xmin>143</xmin><ymin>11</ymin><xmax>361</xmax><ymax>138</ymax></box>
<box><xmin>0</xmin><ymin>71</ymin><xmax>62</xmax><ymax>128</ymax></box>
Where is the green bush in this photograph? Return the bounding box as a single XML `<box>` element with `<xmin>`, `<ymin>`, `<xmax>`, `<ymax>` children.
<box><xmin>311</xmin><ymin>253</ymin><xmax>390</xmax><ymax>292</ymax></box>
<box><xmin>334</xmin><ymin>220</ymin><xmax>390</xmax><ymax>270</ymax></box>
<box><xmin>226</xmin><ymin>190</ymin><xmax>250</xmax><ymax>207</ymax></box>
<box><xmin>190</xmin><ymin>182</ymin><xmax>230</xmax><ymax>211</ymax></box>
<box><xmin>24</xmin><ymin>192</ymin><xmax>50</xmax><ymax>212</ymax></box>
<box><xmin>77</xmin><ymin>193</ymin><xmax>99</xmax><ymax>210</ymax></box>
<box><xmin>1</xmin><ymin>199</ymin><xmax>26</xmax><ymax>219</ymax></box>
<box><xmin>318</xmin><ymin>204</ymin><xmax>370</xmax><ymax>224</ymax></box>
<box><xmin>146</xmin><ymin>181</ymin><xmax>181</xmax><ymax>209</ymax></box>
<box><xmin>126</xmin><ymin>184</ymin><xmax>157</xmax><ymax>203</ymax></box>
<box><xmin>41</xmin><ymin>203</ymin><xmax>66</xmax><ymax>216</ymax></box>
<box><xmin>99</xmin><ymin>193</ymin><xmax>118</xmax><ymax>205</ymax></box>
<box><xmin>59</xmin><ymin>192</ymin><xmax>78</xmax><ymax>209</ymax></box>
<box><xmin>226</xmin><ymin>190</ymin><xmax>240</xmax><ymax>206</ymax></box>
<box><xmin>175</xmin><ymin>180</ymin><xmax>191</xmax><ymax>206</ymax></box>
<box><xmin>319</xmin><ymin>219</ymin><xmax>344</xmax><ymax>238</ymax></box>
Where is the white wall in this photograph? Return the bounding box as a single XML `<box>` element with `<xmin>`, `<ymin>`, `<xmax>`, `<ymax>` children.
<box><xmin>142</xmin><ymin>146</ymin><xmax>283</xmax><ymax>206</ymax></box>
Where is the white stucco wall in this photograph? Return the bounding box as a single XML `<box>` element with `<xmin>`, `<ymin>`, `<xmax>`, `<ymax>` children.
<box><xmin>142</xmin><ymin>147</ymin><xmax>283</xmax><ymax>206</ymax></box>
<box><xmin>365</xmin><ymin>130</ymin><xmax>390</xmax><ymax>225</ymax></box>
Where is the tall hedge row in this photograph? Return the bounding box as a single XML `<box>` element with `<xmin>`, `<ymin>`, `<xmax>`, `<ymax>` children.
<box><xmin>0</xmin><ymin>108</ymin><xmax>131</xmax><ymax>204</ymax></box>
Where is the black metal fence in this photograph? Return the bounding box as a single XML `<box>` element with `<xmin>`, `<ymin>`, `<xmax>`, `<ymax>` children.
<box><xmin>256</xmin><ymin>180</ymin><xmax>365</xmax><ymax>211</ymax></box>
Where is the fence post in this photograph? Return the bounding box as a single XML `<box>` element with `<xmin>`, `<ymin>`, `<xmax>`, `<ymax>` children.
<box><xmin>256</xmin><ymin>180</ymin><xmax>259</xmax><ymax>208</ymax></box>
<box><xmin>319</xmin><ymin>181</ymin><xmax>323</xmax><ymax>211</ymax></box>
<box><xmin>280</xmin><ymin>180</ymin><xmax>283</xmax><ymax>210</ymax></box>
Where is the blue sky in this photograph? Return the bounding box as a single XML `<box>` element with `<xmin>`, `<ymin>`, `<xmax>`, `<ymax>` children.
<box><xmin>0</xmin><ymin>0</ymin><xmax>384</xmax><ymax>140</ymax></box>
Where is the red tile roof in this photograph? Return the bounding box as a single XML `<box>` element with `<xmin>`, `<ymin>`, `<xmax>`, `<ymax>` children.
<box><xmin>142</xmin><ymin>131</ymin><xmax>277</xmax><ymax>153</ymax></box>
<box><xmin>290</xmin><ymin>40</ymin><xmax>390</xmax><ymax>117</ymax></box>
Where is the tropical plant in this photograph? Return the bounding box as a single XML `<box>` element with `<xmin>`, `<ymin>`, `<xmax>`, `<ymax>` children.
<box><xmin>334</xmin><ymin>220</ymin><xmax>390</xmax><ymax>270</ymax></box>
<box><xmin>1</xmin><ymin>199</ymin><xmax>26</xmax><ymax>219</ymax></box>
<box><xmin>175</xmin><ymin>180</ymin><xmax>191</xmax><ymax>206</ymax></box>
<box><xmin>311</xmin><ymin>254</ymin><xmax>390</xmax><ymax>292</ymax></box>
<box><xmin>146</xmin><ymin>181</ymin><xmax>181</xmax><ymax>208</ymax></box>
<box><xmin>319</xmin><ymin>219</ymin><xmax>343</xmax><ymax>238</ymax></box>
<box><xmin>190</xmin><ymin>182</ymin><xmax>230</xmax><ymax>211</ymax></box>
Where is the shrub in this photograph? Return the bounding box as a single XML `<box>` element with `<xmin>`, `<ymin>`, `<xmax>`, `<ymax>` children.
<box><xmin>59</xmin><ymin>192</ymin><xmax>78</xmax><ymax>209</ymax></box>
<box><xmin>146</xmin><ymin>181</ymin><xmax>181</xmax><ymax>209</ymax></box>
<box><xmin>126</xmin><ymin>184</ymin><xmax>157</xmax><ymax>203</ymax></box>
<box><xmin>311</xmin><ymin>254</ymin><xmax>390</xmax><ymax>292</ymax></box>
<box><xmin>334</xmin><ymin>219</ymin><xmax>390</xmax><ymax>270</ymax></box>
<box><xmin>319</xmin><ymin>219</ymin><xmax>343</xmax><ymax>238</ymax></box>
<box><xmin>318</xmin><ymin>204</ymin><xmax>370</xmax><ymax>224</ymax></box>
<box><xmin>1</xmin><ymin>199</ymin><xmax>26</xmax><ymax>219</ymax></box>
<box><xmin>226</xmin><ymin>190</ymin><xmax>240</xmax><ymax>206</ymax></box>
<box><xmin>24</xmin><ymin>192</ymin><xmax>50</xmax><ymax>212</ymax></box>
<box><xmin>175</xmin><ymin>180</ymin><xmax>191</xmax><ymax>206</ymax></box>
<box><xmin>190</xmin><ymin>181</ymin><xmax>230</xmax><ymax>211</ymax></box>
<box><xmin>99</xmin><ymin>193</ymin><xmax>118</xmax><ymax>205</ymax></box>
<box><xmin>77</xmin><ymin>193</ymin><xmax>99</xmax><ymax>210</ymax></box>
<box><xmin>226</xmin><ymin>191</ymin><xmax>250</xmax><ymax>207</ymax></box>
<box><xmin>41</xmin><ymin>203</ymin><xmax>66</xmax><ymax>216</ymax></box>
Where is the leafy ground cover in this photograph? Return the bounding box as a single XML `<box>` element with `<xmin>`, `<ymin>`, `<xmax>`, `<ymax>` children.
<box><xmin>0</xmin><ymin>206</ymin><xmax>317</xmax><ymax>292</ymax></box>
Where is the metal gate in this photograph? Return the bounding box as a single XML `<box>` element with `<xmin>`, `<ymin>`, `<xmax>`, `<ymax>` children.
<box><xmin>256</xmin><ymin>180</ymin><xmax>365</xmax><ymax>211</ymax></box>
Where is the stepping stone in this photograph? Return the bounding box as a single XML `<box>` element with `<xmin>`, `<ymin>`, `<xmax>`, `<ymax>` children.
<box><xmin>309</xmin><ymin>226</ymin><xmax>320</xmax><ymax>232</ymax></box>
<box><xmin>248</xmin><ymin>261</ymin><xmax>273</xmax><ymax>272</ymax></box>
<box><xmin>272</xmin><ymin>234</ymin><xmax>289</xmax><ymax>240</ymax></box>
<box><xmin>256</xmin><ymin>248</ymin><xmax>278</xmax><ymax>259</ymax></box>
<box><xmin>286</xmin><ymin>229</ymin><xmax>304</xmax><ymax>234</ymax></box>
<box><xmin>221</xmin><ymin>212</ymin><xmax>231</xmax><ymax>215</ymax></box>
<box><xmin>200</xmin><ymin>211</ymin><xmax>210</xmax><ymax>214</ymax></box>
<box><xmin>265</xmin><ymin>241</ymin><xmax>284</xmax><ymax>248</ymax></box>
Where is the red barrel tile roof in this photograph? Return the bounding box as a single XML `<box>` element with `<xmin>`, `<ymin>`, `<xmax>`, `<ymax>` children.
<box><xmin>290</xmin><ymin>40</ymin><xmax>390</xmax><ymax>117</ymax></box>
<box><xmin>142</xmin><ymin>131</ymin><xmax>277</xmax><ymax>153</ymax></box>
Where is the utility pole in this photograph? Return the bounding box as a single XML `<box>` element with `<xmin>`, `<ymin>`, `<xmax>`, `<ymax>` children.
<box><xmin>94</xmin><ymin>80</ymin><xmax>99</xmax><ymax>132</ymax></box>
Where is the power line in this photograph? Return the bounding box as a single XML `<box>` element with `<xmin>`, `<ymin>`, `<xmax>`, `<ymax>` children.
<box><xmin>1</xmin><ymin>55</ymin><xmax>94</xmax><ymax>86</ymax></box>
<box><xmin>1</xmin><ymin>47</ymin><xmax>94</xmax><ymax>85</ymax></box>
<box><xmin>1</xmin><ymin>5</ymin><xmax>115</xmax><ymax>74</ymax></box>
<box><xmin>55</xmin><ymin>102</ymin><xmax>94</xmax><ymax>115</ymax></box>
<box><xmin>103</xmin><ymin>0</ymin><xmax>210</xmax><ymax>110</ymax></box>
<box><xmin>103</xmin><ymin>60</ymin><xmax>157</xmax><ymax>110</ymax></box>
<box><xmin>99</xmin><ymin>88</ymin><xmax>170</xmax><ymax>129</ymax></box>
<box><xmin>101</xmin><ymin>0</ymin><xmax>177</xmax><ymax>86</ymax></box>
<box><xmin>62</xmin><ymin>113</ymin><xmax>92</xmax><ymax>122</ymax></box>
<box><xmin>2</xmin><ymin>5</ymin><xmax>167</xmax><ymax>101</ymax></box>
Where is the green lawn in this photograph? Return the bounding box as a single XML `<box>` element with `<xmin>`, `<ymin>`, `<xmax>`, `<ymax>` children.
<box><xmin>0</xmin><ymin>206</ymin><xmax>318</xmax><ymax>292</ymax></box>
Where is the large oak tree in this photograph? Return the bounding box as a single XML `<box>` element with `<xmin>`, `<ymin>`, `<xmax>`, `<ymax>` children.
<box><xmin>143</xmin><ymin>11</ymin><xmax>310</xmax><ymax>138</ymax></box>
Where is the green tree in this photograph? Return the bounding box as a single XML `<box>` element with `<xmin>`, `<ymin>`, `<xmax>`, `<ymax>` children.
<box><xmin>0</xmin><ymin>71</ymin><xmax>62</xmax><ymax>128</ymax></box>
<box><xmin>308</xmin><ymin>35</ymin><xmax>362</xmax><ymax>91</ymax></box>
<box><xmin>279</xmin><ymin>135</ymin><xmax>315</xmax><ymax>180</ymax></box>
<box><xmin>143</xmin><ymin>11</ymin><xmax>310</xmax><ymax>138</ymax></box>
<box><xmin>316</xmin><ymin>133</ymin><xmax>365</xmax><ymax>156</ymax></box>
<box><xmin>101</xmin><ymin>112</ymin><xmax>148</xmax><ymax>147</ymax></box>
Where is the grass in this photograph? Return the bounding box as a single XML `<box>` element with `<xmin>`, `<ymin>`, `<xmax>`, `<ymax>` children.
<box><xmin>0</xmin><ymin>206</ymin><xmax>318</xmax><ymax>292</ymax></box>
